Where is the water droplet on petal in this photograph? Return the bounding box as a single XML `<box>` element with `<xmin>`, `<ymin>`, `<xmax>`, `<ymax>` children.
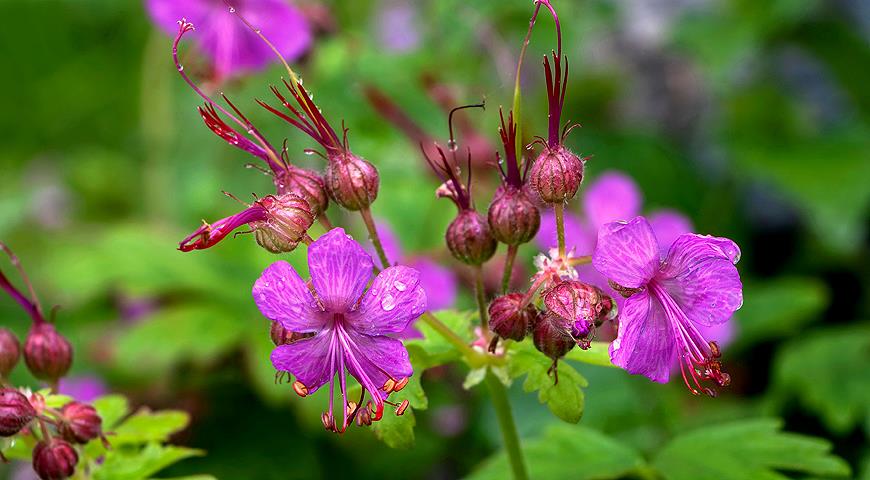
<box><xmin>228</xmin><ymin>7</ymin><xmax>236</xmax><ymax>13</ymax></box>
<box><xmin>381</xmin><ymin>293</ymin><xmax>396</xmax><ymax>311</ymax></box>
<box><xmin>393</xmin><ymin>281</ymin><xmax>406</xmax><ymax>292</ymax></box>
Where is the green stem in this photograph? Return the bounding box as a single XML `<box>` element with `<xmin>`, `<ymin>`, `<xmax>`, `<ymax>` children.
<box><xmin>554</xmin><ymin>203</ymin><xmax>566</xmax><ymax>258</ymax></box>
<box><xmin>359</xmin><ymin>208</ymin><xmax>390</xmax><ymax>269</ymax></box>
<box><xmin>485</xmin><ymin>374</ymin><xmax>529</xmax><ymax>480</ymax></box>
<box><xmin>512</xmin><ymin>1</ymin><xmax>545</xmax><ymax>164</ymax></box>
<box><xmin>501</xmin><ymin>244</ymin><xmax>518</xmax><ymax>294</ymax></box>
<box><xmin>474</xmin><ymin>265</ymin><xmax>490</xmax><ymax>336</ymax></box>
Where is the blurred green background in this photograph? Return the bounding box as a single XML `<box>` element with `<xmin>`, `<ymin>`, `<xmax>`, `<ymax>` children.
<box><xmin>1</xmin><ymin>0</ymin><xmax>868</xmax><ymax>478</ymax></box>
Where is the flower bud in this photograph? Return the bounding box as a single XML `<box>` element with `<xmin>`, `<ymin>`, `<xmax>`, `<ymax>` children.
<box><xmin>32</xmin><ymin>439</ymin><xmax>78</xmax><ymax>480</ymax></box>
<box><xmin>325</xmin><ymin>152</ymin><xmax>379</xmax><ymax>211</ymax></box>
<box><xmin>544</xmin><ymin>281</ymin><xmax>608</xmax><ymax>325</ymax></box>
<box><xmin>529</xmin><ymin>145</ymin><xmax>585</xmax><ymax>204</ymax></box>
<box><xmin>0</xmin><ymin>328</ymin><xmax>21</xmax><ymax>378</ymax></box>
<box><xmin>487</xmin><ymin>185</ymin><xmax>541</xmax><ymax>245</ymax></box>
<box><xmin>24</xmin><ymin>323</ymin><xmax>73</xmax><ymax>383</ymax></box>
<box><xmin>532</xmin><ymin>312</ymin><xmax>576</xmax><ymax>360</ymax></box>
<box><xmin>275</xmin><ymin>166</ymin><xmax>329</xmax><ymax>217</ymax></box>
<box><xmin>269</xmin><ymin>322</ymin><xmax>313</xmax><ymax>346</ymax></box>
<box><xmin>446</xmin><ymin>210</ymin><xmax>497</xmax><ymax>266</ymax></box>
<box><xmin>0</xmin><ymin>388</ymin><xmax>36</xmax><ymax>436</ymax></box>
<box><xmin>58</xmin><ymin>402</ymin><xmax>102</xmax><ymax>444</ymax></box>
<box><xmin>488</xmin><ymin>293</ymin><xmax>539</xmax><ymax>341</ymax></box>
<box><xmin>252</xmin><ymin>194</ymin><xmax>315</xmax><ymax>254</ymax></box>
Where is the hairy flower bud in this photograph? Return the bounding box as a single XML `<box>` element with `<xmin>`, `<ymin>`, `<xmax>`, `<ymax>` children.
<box><xmin>533</xmin><ymin>312</ymin><xmax>576</xmax><ymax>360</ymax></box>
<box><xmin>446</xmin><ymin>210</ymin><xmax>497</xmax><ymax>266</ymax></box>
<box><xmin>58</xmin><ymin>402</ymin><xmax>102</xmax><ymax>444</ymax></box>
<box><xmin>0</xmin><ymin>388</ymin><xmax>36</xmax><ymax>436</ymax></box>
<box><xmin>0</xmin><ymin>328</ymin><xmax>21</xmax><ymax>378</ymax></box>
<box><xmin>32</xmin><ymin>439</ymin><xmax>78</xmax><ymax>480</ymax></box>
<box><xmin>252</xmin><ymin>194</ymin><xmax>315</xmax><ymax>254</ymax></box>
<box><xmin>24</xmin><ymin>323</ymin><xmax>72</xmax><ymax>383</ymax></box>
<box><xmin>275</xmin><ymin>166</ymin><xmax>329</xmax><ymax>217</ymax></box>
<box><xmin>488</xmin><ymin>293</ymin><xmax>539</xmax><ymax>341</ymax></box>
<box><xmin>529</xmin><ymin>145</ymin><xmax>585</xmax><ymax>204</ymax></box>
<box><xmin>487</xmin><ymin>185</ymin><xmax>540</xmax><ymax>245</ymax></box>
<box><xmin>325</xmin><ymin>152</ymin><xmax>379</xmax><ymax>211</ymax></box>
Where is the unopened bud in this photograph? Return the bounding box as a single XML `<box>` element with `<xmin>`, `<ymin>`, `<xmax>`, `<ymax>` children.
<box><xmin>32</xmin><ymin>439</ymin><xmax>78</xmax><ymax>480</ymax></box>
<box><xmin>532</xmin><ymin>313</ymin><xmax>576</xmax><ymax>360</ymax></box>
<box><xmin>275</xmin><ymin>166</ymin><xmax>329</xmax><ymax>217</ymax></box>
<box><xmin>488</xmin><ymin>293</ymin><xmax>539</xmax><ymax>341</ymax></box>
<box><xmin>0</xmin><ymin>388</ymin><xmax>36</xmax><ymax>437</ymax></box>
<box><xmin>59</xmin><ymin>402</ymin><xmax>102</xmax><ymax>444</ymax></box>
<box><xmin>529</xmin><ymin>145</ymin><xmax>585</xmax><ymax>204</ymax></box>
<box><xmin>252</xmin><ymin>194</ymin><xmax>315</xmax><ymax>254</ymax></box>
<box><xmin>0</xmin><ymin>328</ymin><xmax>21</xmax><ymax>378</ymax></box>
<box><xmin>446</xmin><ymin>210</ymin><xmax>497</xmax><ymax>265</ymax></box>
<box><xmin>24</xmin><ymin>323</ymin><xmax>72</xmax><ymax>383</ymax></box>
<box><xmin>487</xmin><ymin>185</ymin><xmax>540</xmax><ymax>245</ymax></box>
<box><xmin>325</xmin><ymin>152</ymin><xmax>379</xmax><ymax>211</ymax></box>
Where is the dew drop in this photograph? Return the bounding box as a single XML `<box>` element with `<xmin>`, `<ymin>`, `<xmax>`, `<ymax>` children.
<box><xmin>381</xmin><ymin>294</ymin><xmax>396</xmax><ymax>311</ymax></box>
<box><xmin>228</xmin><ymin>7</ymin><xmax>236</xmax><ymax>13</ymax></box>
<box><xmin>393</xmin><ymin>281</ymin><xmax>407</xmax><ymax>292</ymax></box>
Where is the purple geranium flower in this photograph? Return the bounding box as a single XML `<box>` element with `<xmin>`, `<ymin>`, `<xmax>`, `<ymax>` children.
<box><xmin>146</xmin><ymin>0</ymin><xmax>312</xmax><ymax>80</ymax></box>
<box><xmin>58</xmin><ymin>376</ymin><xmax>107</xmax><ymax>403</ymax></box>
<box><xmin>592</xmin><ymin>216</ymin><xmax>743</xmax><ymax>396</ymax></box>
<box><xmin>253</xmin><ymin>228</ymin><xmax>426</xmax><ymax>432</ymax></box>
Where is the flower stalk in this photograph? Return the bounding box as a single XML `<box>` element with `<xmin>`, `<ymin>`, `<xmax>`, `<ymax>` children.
<box><xmin>501</xmin><ymin>244</ymin><xmax>518</xmax><ymax>294</ymax></box>
<box><xmin>360</xmin><ymin>207</ymin><xmax>391</xmax><ymax>269</ymax></box>
<box><xmin>554</xmin><ymin>203</ymin><xmax>566</xmax><ymax>258</ymax></box>
<box><xmin>485</xmin><ymin>372</ymin><xmax>529</xmax><ymax>480</ymax></box>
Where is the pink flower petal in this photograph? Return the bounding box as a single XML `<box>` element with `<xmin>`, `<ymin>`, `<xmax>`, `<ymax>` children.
<box><xmin>270</xmin><ymin>332</ymin><xmax>335</xmax><ymax>394</ymax></box>
<box><xmin>648</xmin><ymin>209</ymin><xmax>693</xmax><ymax>255</ymax></box>
<box><xmin>343</xmin><ymin>330</ymin><xmax>413</xmax><ymax>400</ymax></box>
<box><xmin>410</xmin><ymin>257</ymin><xmax>457</xmax><ymax>311</ymax></box>
<box><xmin>350</xmin><ymin>266</ymin><xmax>426</xmax><ymax>335</ymax></box>
<box><xmin>593</xmin><ymin>216</ymin><xmax>660</xmax><ymax>289</ymax></box>
<box><xmin>609</xmin><ymin>291</ymin><xmax>676</xmax><ymax>383</ymax></box>
<box><xmin>253</xmin><ymin>260</ymin><xmax>324</xmax><ymax>332</ymax></box>
<box><xmin>583</xmin><ymin>171</ymin><xmax>642</xmax><ymax>230</ymax></box>
<box><xmin>308</xmin><ymin>228</ymin><xmax>373</xmax><ymax>311</ymax></box>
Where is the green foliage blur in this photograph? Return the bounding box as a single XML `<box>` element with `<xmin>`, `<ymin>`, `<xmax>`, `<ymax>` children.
<box><xmin>1</xmin><ymin>0</ymin><xmax>868</xmax><ymax>478</ymax></box>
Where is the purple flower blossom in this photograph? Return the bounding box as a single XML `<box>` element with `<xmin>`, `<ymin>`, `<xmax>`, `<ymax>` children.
<box><xmin>253</xmin><ymin>228</ymin><xmax>426</xmax><ymax>432</ymax></box>
<box><xmin>592</xmin><ymin>216</ymin><xmax>743</xmax><ymax>396</ymax></box>
<box><xmin>146</xmin><ymin>0</ymin><xmax>312</xmax><ymax>80</ymax></box>
<box><xmin>58</xmin><ymin>376</ymin><xmax>107</xmax><ymax>403</ymax></box>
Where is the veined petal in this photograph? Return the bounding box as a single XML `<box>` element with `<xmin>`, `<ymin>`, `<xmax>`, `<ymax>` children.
<box><xmin>271</xmin><ymin>331</ymin><xmax>337</xmax><ymax>394</ymax></box>
<box><xmin>350</xmin><ymin>266</ymin><xmax>427</xmax><ymax>335</ymax></box>
<box><xmin>648</xmin><ymin>210</ymin><xmax>693</xmax><ymax>255</ymax></box>
<box><xmin>593</xmin><ymin>216</ymin><xmax>660</xmax><ymax>289</ymax></box>
<box><xmin>308</xmin><ymin>228</ymin><xmax>374</xmax><ymax>311</ymax></box>
<box><xmin>535</xmin><ymin>209</ymin><xmax>595</xmax><ymax>254</ymax></box>
<box><xmin>253</xmin><ymin>261</ymin><xmax>324</xmax><ymax>332</ymax></box>
<box><xmin>583</xmin><ymin>171</ymin><xmax>642</xmax><ymax>231</ymax></box>
<box><xmin>609</xmin><ymin>291</ymin><xmax>675</xmax><ymax>383</ymax></box>
<box><xmin>659</xmin><ymin>234</ymin><xmax>743</xmax><ymax>326</ymax></box>
<box><xmin>343</xmin><ymin>330</ymin><xmax>413</xmax><ymax>400</ymax></box>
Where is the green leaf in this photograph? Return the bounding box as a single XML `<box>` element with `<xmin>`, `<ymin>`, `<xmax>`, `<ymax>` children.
<box><xmin>93</xmin><ymin>394</ymin><xmax>131</xmax><ymax>430</ymax></box>
<box><xmin>405</xmin><ymin>309</ymin><xmax>474</xmax><ymax>369</ymax></box>
<box><xmin>111</xmin><ymin>409</ymin><xmax>190</xmax><ymax>445</ymax></box>
<box><xmin>509</xmin><ymin>342</ymin><xmax>587</xmax><ymax>423</ymax></box>
<box><xmin>372</xmin><ymin>408</ymin><xmax>417</xmax><ymax>449</ymax></box>
<box><xmin>564</xmin><ymin>342</ymin><xmax>615</xmax><ymax>367</ymax></box>
<box><xmin>93</xmin><ymin>444</ymin><xmax>204</xmax><ymax>480</ymax></box>
<box><xmin>733</xmin><ymin>278</ymin><xmax>828</xmax><ymax>348</ymax></box>
<box><xmin>467</xmin><ymin>424</ymin><xmax>646</xmax><ymax>480</ymax></box>
<box><xmin>42</xmin><ymin>392</ymin><xmax>74</xmax><ymax>409</ymax></box>
<box><xmin>654</xmin><ymin>418</ymin><xmax>851</xmax><ymax>480</ymax></box>
<box><xmin>772</xmin><ymin>326</ymin><xmax>870</xmax><ymax>433</ymax></box>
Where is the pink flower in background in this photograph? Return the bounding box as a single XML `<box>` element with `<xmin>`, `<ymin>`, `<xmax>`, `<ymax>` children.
<box><xmin>593</xmin><ymin>216</ymin><xmax>743</xmax><ymax>395</ymax></box>
<box><xmin>146</xmin><ymin>0</ymin><xmax>312</xmax><ymax>79</ymax></box>
<box><xmin>254</xmin><ymin>228</ymin><xmax>426</xmax><ymax>432</ymax></box>
<box><xmin>376</xmin><ymin>0</ymin><xmax>421</xmax><ymax>52</ymax></box>
<box><xmin>58</xmin><ymin>376</ymin><xmax>107</xmax><ymax>403</ymax></box>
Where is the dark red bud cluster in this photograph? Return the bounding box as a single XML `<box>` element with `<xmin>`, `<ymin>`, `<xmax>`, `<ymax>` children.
<box><xmin>487</xmin><ymin>185</ymin><xmax>541</xmax><ymax>246</ymax></box>
<box><xmin>58</xmin><ymin>402</ymin><xmax>102</xmax><ymax>444</ymax></box>
<box><xmin>529</xmin><ymin>145</ymin><xmax>585</xmax><ymax>204</ymax></box>
<box><xmin>542</xmin><ymin>280</ymin><xmax>616</xmax><ymax>350</ymax></box>
<box><xmin>32</xmin><ymin>439</ymin><xmax>78</xmax><ymax>480</ymax></box>
<box><xmin>0</xmin><ymin>327</ymin><xmax>21</xmax><ymax>378</ymax></box>
<box><xmin>446</xmin><ymin>210</ymin><xmax>497</xmax><ymax>266</ymax></box>
<box><xmin>532</xmin><ymin>313</ymin><xmax>576</xmax><ymax>361</ymax></box>
<box><xmin>0</xmin><ymin>388</ymin><xmax>36</xmax><ymax>437</ymax></box>
<box><xmin>24</xmin><ymin>323</ymin><xmax>72</xmax><ymax>384</ymax></box>
<box><xmin>325</xmin><ymin>152</ymin><xmax>380</xmax><ymax>211</ymax></box>
<box><xmin>488</xmin><ymin>293</ymin><xmax>539</xmax><ymax>342</ymax></box>
<box><xmin>275</xmin><ymin>166</ymin><xmax>329</xmax><ymax>217</ymax></box>
<box><xmin>252</xmin><ymin>193</ymin><xmax>315</xmax><ymax>254</ymax></box>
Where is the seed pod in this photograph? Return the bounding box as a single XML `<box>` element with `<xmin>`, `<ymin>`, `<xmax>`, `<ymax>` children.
<box><xmin>487</xmin><ymin>185</ymin><xmax>540</xmax><ymax>246</ymax></box>
<box><xmin>529</xmin><ymin>145</ymin><xmax>585</xmax><ymax>204</ymax></box>
<box><xmin>488</xmin><ymin>293</ymin><xmax>539</xmax><ymax>341</ymax></box>
<box><xmin>275</xmin><ymin>166</ymin><xmax>329</xmax><ymax>217</ymax></box>
<box><xmin>532</xmin><ymin>312</ymin><xmax>576</xmax><ymax>360</ymax></box>
<box><xmin>0</xmin><ymin>328</ymin><xmax>21</xmax><ymax>378</ymax></box>
<box><xmin>0</xmin><ymin>388</ymin><xmax>36</xmax><ymax>437</ymax></box>
<box><xmin>252</xmin><ymin>193</ymin><xmax>315</xmax><ymax>254</ymax></box>
<box><xmin>325</xmin><ymin>152</ymin><xmax>379</xmax><ymax>211</ymax></box>
<box><xmin>58</xmin><ymin>402</ymin><xmax>102</xmax><ymax>444</ymax></box>
<box><xmin>24</xmin><ymin>323</ymin><xmax>72</xmax><ymax>383</ymax></box>
<box><xmin>32</xmin><ymin>439</ymin><xmax>78</xmax><ymax>480</ymax></box>
<box><xmin>446</xmin><ymin>210</ymin><xmax>497</xmax><ymax>266</ymax></box>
